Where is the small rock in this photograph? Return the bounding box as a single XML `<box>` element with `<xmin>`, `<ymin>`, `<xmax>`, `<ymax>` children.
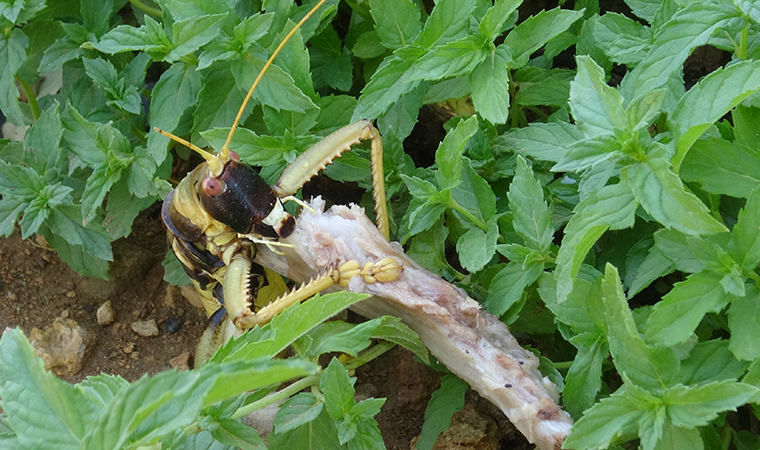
<box><xmin>66</xmin><ymin>290</ymin><xmax>77</xmax><ymax>298</ymax></box>
<box><xmin>123</xmin><ymin>342</ymin><xmax>135</xmax><ymax>354</ymax></box>
<box><xmin>6</xmin><ymin>292</ymin><xmax>16</xmax><ymax>301</ymax></box>
<box><xmin>131</xmin><ymin>319</ymin><xmax>159</xmax><ymax>337</ymax></box>
<box><xmin>97</xmin><ymin>301</ymin><xmax>115</xmax><ymax>326</ymax></box>
<box><xmin>130</xmin><ymin>351</ymin><xmax>140</xmax><ymax>360</ymax></box>
<box><xmin>60</xmin><ymin>309</ymin><xmax>69</xmax><ymax>319</ymax></box>
<box><xmin>29</xmin><ymin>318</ymin><xmax>92</xmax><ymax>376</ymax></box>
<box><xmin>169</xmin><ymin>351</ymin><xmax>191</xmax><ymax>371</ymax></box>
<box><xmin>164</xmin><ymin>317</ymin><xmax>183</xmax><ymax>334</ymax></box>
<box><xmin>162</xmin><ymin>285</ymin><xmax>175</xmax><ymax>308</ymax></box>
<box><xmin>82</xmin><ymin>302</ymin><xmax>94</xmax><ymax>313</ymax></box>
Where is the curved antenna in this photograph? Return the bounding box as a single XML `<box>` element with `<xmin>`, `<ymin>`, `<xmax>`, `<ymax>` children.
<box><xmin>154</xmin><ymin>126</ymin><xmax>224</xmax><ymax>175</ymax></box>
<box><xmin>220</xmin><ymin>0</ymin><xmax>327</xmax><ymax>159</ymax></box>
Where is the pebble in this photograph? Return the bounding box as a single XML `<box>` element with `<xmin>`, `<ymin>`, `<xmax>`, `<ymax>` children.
<box><xmin>29</xmin><ymin>318</ymin><xmax>92</xmax><ymax>376</ymax></box>
<box><xmin>82</xmin><ymin>302</ymin><xmax>94</xmax><ymax>313</ymax></box>
<box><xmin>97</xmin><ymin>301</ymin><xmax>115</xmax><ymax>326</ymax></box>
<box><xmin>164</xmin><ymin>317</ymin><xmax>183</xmax><ymax>334</ymax></box>
<box><xmin>123</xmin><ymin>342</ymin><xmax>135</xmax><ymax>354</ymax></box>
<box><xmin>6</xmin><ymin>292</ymin><xmax>16</xmax><ymax>301</ymax></box>
<box><xmin>66</xmin><ymin>290</ymin><xmax>77</xmax><ymax>298</ymax></box>
<box><xmin>131</xmin><ymin>319</ymin><xmax>159</xmax><ymax>337</ymax></box>
<box><xmin>169</xmin><ymin>351</ymin><xmax>191</xmax><ymax>371</ymax></box>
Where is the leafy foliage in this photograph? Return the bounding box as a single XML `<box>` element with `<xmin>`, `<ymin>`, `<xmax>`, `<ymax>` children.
<box><xmin>1</xmin><ymin>0</ymin><xmax>760</xmax><ymax>448</ymax></box>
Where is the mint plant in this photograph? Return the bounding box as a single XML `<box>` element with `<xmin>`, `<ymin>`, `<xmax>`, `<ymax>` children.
<box><xmin>1</xmin><ymin>0</ymin><xmax>760</xmax><ymax>448</ymax></box>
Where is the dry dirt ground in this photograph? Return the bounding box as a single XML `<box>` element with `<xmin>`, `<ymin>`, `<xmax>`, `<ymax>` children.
<box><xmin>0</xmin><ymin>205</ymin><xmax>530</xmax><ymax>449</ymax></box>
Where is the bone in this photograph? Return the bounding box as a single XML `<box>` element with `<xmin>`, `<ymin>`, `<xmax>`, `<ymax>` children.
<box><xmin>255</xmin><ymin>198</ymin><xmax>573</xmax><ymax>450</ymax></box>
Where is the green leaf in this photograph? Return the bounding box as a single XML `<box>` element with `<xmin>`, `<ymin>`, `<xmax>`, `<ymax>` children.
<box><xmin>643</xmin><ymin>271</ymin><xmax>732</xmax><ymax>346</ymax></box>
<box><xmin>399</xmin><ymin>198</ymin><xmax>447</xmax><ymax>242</ymax></box>
<box><xmin>555</xmin><ymin>183</ymin><xmax>637</xmax><ymax>303</ymax></box>
<box><xmin>369</xmin><ymin>0</ymin><xmax>421</xmax><ymax>50</ymax></box>
<box><xmin>662</xmin><ymin>381</ymin><xmax>758</xmax><ymax>428</ymax></box>
<box><xmin>502</xmin><ymin>7</ymin><xmax>584</xmax><ymax>67</ymax></box>
<box><xmin>415</xmin><ymin>374</ymin><xmax>468</xmax><ymax>450</ymax></box>
<box><xmin>409</xmin><ymin>34</ymin><xmax>490</xmax><ymax>82</ymax></box>
<box><xmin>728</xmin><ymin>283</ymin><xmax>760</xmax><ymax>361</ymax></box>
<box><xmin>552</xmin><ymin>134</ymin><xmax>621</xmax><ymax>173</ymax></box>
<box><xmin>415</xmin><ymin>0</ymin><xmax>475</xmax><ymax>50</ymax></box>
<box><xmin>512</xmin><ymin>66</ymin><xmax>573</xmax><ymax>108</ymax></box>
<box><xmin>624</xmin><ymin>155</ymin><xmax>728</xmax><ymax>236</ymax></box>
<box><xmin>303</xmin><ymin>319</ymin><xmax>380</xmax><ymax>358</ymax></box>
<box><xmin>470</xmin><ymin>45</ymin><xmax>511</xmax><ymax>124</ymax></box>
<box><xmin>268</xmin><ymin>408</ymin><xmax>344</xmax><ymax>450</ymax></box>
<box><xmin>484</xmin><ymin>261</ymin><xmax>543</xmax><ymax>317</ymax></box>
<box><xmin>479</xmin><ymin>0</ymin><xmax>521</xmax><ymax>42</ymax></box>
<box><xmin>48</xmin><ymin>207</ymin><xmax>112</xmax><ymax>260</ymax></box>
<box><xmin>627</xmin><ymin>245</ymin><xmax>674</xmax><ymax>298</ymax></box>
<box><xmin>679</xmin><ymin>339</ymin><xmax>750</xmax><ymax>385</ymax></box>
<box><xmin>274</xmin><ymin>392</ymin><xmax>324</xmax><ymax>434</ymax></box>
<box><xmin>435</xmin><ymin>115</ymin><xmax>478</xmax><ymax>190</ymax></box>
<box><xmin>622</xmin><ymin>2</ymin><xmax>739</xmax><ymax>99</ymax></box>
<box><xmin>563</xmin><ymin>386</ymin><xmax>643</xmax><ymax>450</ymax></box>
<box><xmin>570</xmin><ymin>55</ymin><xmax>626</xmax><ymax>137</ymax></box>
<box><xmin>728</xmin><ymin>188</ymin><xmax>760</xmax><ymax>271</ymax></box>
<box><xmin>592</xmin><ymin>12</ymin><xmax>652</xmax><ymax>66</ymax></box>
<box><xmin>370</xmin><ymin>316</ymin><xmax>429</xmax><ymax>364</ymax></box>
<box><xmin>352</xmin><ymin>54</ymin><xmax>420</xmax><ymax>122</ymax></box>
<box><xmin>167</xmin><ymin>14</ymin><xmax>227</xmax><ymax>62</ymax></box>
<box><xmin>497</xmin><ymin>121</ymin><xmax>582</xmax><ymax>163</ymax></box>
<box><xmin>148</xmin><ymin>62</ymin><xmax>201</xmax><ymax>164</ymax></box>
<box><xmin>601</xmin><ymin>264</ymin><xmax>679</xmax><ymax>390</ymax></box>
<box><xmin>0</xmin><ymin>28</ymin><xmax>29</xmax><ymax>125</ymax></box>
<box><xmin>455</xmin><ymin>220</ymin><xmax>497</xmax><ymax>272</ymax></box>
<box><xmin>509</xmin><ymin>155</ymin><xmax>554</xmax><ymax>252</ymax></box>
<box><xmin>41</xmin><ymin>227</ymin><xmax>110</xmax><ymax>280</ymax></box>
<box><xmin>671</xmin><ymin>60</ymin><xmax>760</xmax><ymax>170</ymax></box>
<box><xmin>162</xmin><ymin>250</ymin><xmax>192</xmax><ymax>286</ymax></box>
<box><xmin>0</xmin><ymin>200</ymin><xmax>25</xmax><ymax>236</ymax></box>
<box><xmin>681</xmin><ymin>137</ymin><xmax>760</xmax><ymax>198</ymax></box>
<box><xmin>320</xmin><ymin>358</ymin><xmax>355</xmax><ymax>421</ymax></box>
<box><xmin>212</xmin><ymin>292</ymin><xmax>369</xmax><ymax>362</ymax></box>
<box><xmin>83</xmin><ymin>58</ymin><xmax>142</xmax><ymax>115</ymax></box>
<box><xmin>564</xmin><ymin>334</ymin><xmax>608</xmax><ymax>417</ymax></box>
<box><xmin>0</xmin><ymin>329</ymin><xmax>96</xmax><ymax>450</ymax></box>
<box><xmin>24</xmin><ymin>102</ymin><xmax>64</xmax><ymax>177</ymax></box>
<box><xmin>209</xmin><ymin>418</ymin><xmax>265</xmax><ymax>450</ymax></box>
<box><xmin>231</xmin><ymin>54</ymin><xmax>316</xmax><ymax>114</ymax></box>
<box><xmin>93</xmin><ymin>18</ymin><xmax>167</xmax><ymax>55</ymax></box>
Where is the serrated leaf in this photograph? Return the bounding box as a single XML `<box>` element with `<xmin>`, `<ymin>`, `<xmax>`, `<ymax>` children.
<box><xmin>592</xmin><ymin>12</ymin><xmax>652</xmax><ymax>66</ymax></box>
<box><xmin>624</xmin><ymin>155</ymin><xmax>728</xmax><ymax>236</ymax></box>
<box><xmin>671</xmin><ymin>59</ymin><xmax>760</xmax><ymax>169</ymax></box>
<box><xmin>93</xmin><ymin>20</ymin><xmax>166</xmax><ymax>55</ymax></box>
<box><xmin>231</xmin><ymin>54</ymin><xmax>316</xmax><ymax>114</ymax></box>
<box><xmin>601</xmin><ymin>264</ymin><xmax>679</xmax><ymax>390</ymax></box>
<box><xmin>728</xmin><ymin>283</ymin><xmax>760</xmax><ymax>361</ymax></box>
<box><xmin>555</xmin><ymin>183</ymin><xmax>637</xmax><ymax>303</ymax></box>
<box><xmin>681</xmin><ymin>137</ymin><xmax>760</xmax><ymax>198</ymax></box>
<box><xmin>211</xmin><ymin>292</ymin><xmax>369</xmax><ymax>363</ymax></box>
<box><xmin>502</xmin><ymin>7</ymin><xmax>583</xmax><ymax>67</ymax></box>
<box><xmin>484</xmin><ymin>260</ymin><xmax>543</xmax><ymax>317</ymax></box>
<box><xmin>570</xmin><ymin>55</ymin><xmax>626</xmax><ymax>136</ymax></box>
<box><xmin>352</xmin><ymin>54</ymin><xmax>420</xmax><ymax>122</ymax></box>
<box><xmin>728</xmin><ymin>188</ymin><xmax>760</xmax><ymax>271</ymax></box>
<box><xmin>512</xmin><ymin>66</ymin><xmax>573</xmax><ymax>108</ymax></box>
<box><xmin>415</xmin><ymin>0</ymin><xmax>475</xmax><ymax>50</ymax></box>
<box><xmin>627</xmin><ymin>245</ymin><xmax>674</xmax><ymax>298</ymax></box>
<box><xmin>563</xmin><ymin>387</ymin><xmax>643</xmax><ymax>450</ymax></box>
<box><xmin>0</xmin><ymin>200</ymin><xmax>25</xmax><ymax>236</ymax></box>
<box><xmin>268</xmin><ymin>408</ymin><xmax>344</xmax><ymax>450</ymax></box>
<box><xmin>552</xmin><ymin>134</ymin><xmax>621</xmax><ymax>173</ymax></box>
<box><xmin>679</xmin><ymin>339</ymin><xmax>750</xmax><ymax>385</ymax></box>
<box><xmin>274</xmin><ymin>392</ymin><xmax>324</xmax><ymax>434</ymax></box>
<box><xmin>409</xmin><ymin>34</ymin><xmax>490</xmax><ymax>82</ymax></box>
<box><xmin>369</xmin><ymin>0</ymin><xmax>421</xmax><ymax>50</ymax></box>
<box><xmin>435</xmin><ymin>115</ymin><xmax>478</xmax><ymax>189</ymax></box>
<box><xmin>0</xmin><ymin>28</ymin><xmax>29</xmax><ymax>125</ymax></box>
<box><xmin>0</xmin><ymin>329</ymin><xmax>96</xmax><ymax>450</ymax></box>
<box><xmin>415</xmin><ymin>374</ymin><xmax>468</xmax><ymax>450</ymax></box>
<box><xmin>564</xmin><ymin>334</ymin><xmax>608</xmax><ymax>417</ymax></box>
<box><xmin>320</xmin><ymin>358</ymin><xmax>355</xmax><ymax>421</ymax></box>
<box><xmin>455</xmin><ymin>220</ymin><xmax>497</xmax><ymax>272</ymax></box>
<box><xmin>509</xmin><ymin>155</ymin><xmax>553</xmax><ymax>252</ymax></box>
<box><xmin>167</xmin><ymin>14</ymin><xmax>227</xmax><ymax>62</ymax></box>
<box><xmin>479</xmin><ymin>0</ymin><xmax>521</xmax><ymax>42</ymax></box>
<box><xmin>643</xmin><ymin>271</ymin><xmax>732</xmax><ymax>347</ymax></box>
<box><xmin>470</xmin><ymin>45</ymin><xmax>511</xmax><ymax>124</ymax></box>
<box><xmin>209</xmin><ymin>418</ymin><xmax>265</xmax><ymax>450</ymax></box>
<box><xmin>497</xmin><ymin>121</ymin><xmax>582</xmax><ymax>163</ymax></box>
<box><xmin>370</xmin><ymin>316</ymin><xmax>429</xmax><ymax>363</ymax></box>
<box><xmin>662</xmin><ymin>381</ymin><xmax>758</xmax><ymax>428</ymax></box>
<box><xmin>622</xmin><ymin>2</ymin><xmax>739</xmax><ymax>99</ymax></box>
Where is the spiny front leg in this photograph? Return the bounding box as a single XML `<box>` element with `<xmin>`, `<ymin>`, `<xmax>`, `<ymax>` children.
<box><xmin>232</xmin><ymin>257</ymin><xmax>403</xmax><ymax>330</ymax></box>
<box><xmin>273</xmin><ymin>120</ymin><xmax>389</xmax><ymax>240</ymax></box>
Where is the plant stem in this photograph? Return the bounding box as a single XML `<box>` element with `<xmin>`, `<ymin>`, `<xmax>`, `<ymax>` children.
<box><xmin>16</xmin><ymin>77</ymin><xmax>39</xmax><ymax>121</ymax></box>
<box><xmin>231</xmin><ymin>374</ymin><xmax>320</xmax><ymax>419</ymax></box>
<box><xmin>448</xmin><ymin>197</ymin><xmax>487</xmax><ymax>232</ymax></box>
<box><xmin>129</xmin><ymin>0</ymin><xmax>162</xmax><ymax>18</ymax></box>
<box><xmin>343</xmin><ymin>341</ymin><xmax>396</xmax><ymax>371</ymax></box>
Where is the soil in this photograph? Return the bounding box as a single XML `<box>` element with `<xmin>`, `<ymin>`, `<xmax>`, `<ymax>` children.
<box><xmin>0</xmin><ymin>202</ymin><xmax>529</xmax><ymax>449</ymax></box>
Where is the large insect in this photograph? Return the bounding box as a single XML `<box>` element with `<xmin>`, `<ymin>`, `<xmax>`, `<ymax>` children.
<box><xmin>156</xmin><ymin>0</ymin><xmax>401</xmax><ymax>362</ymax></box>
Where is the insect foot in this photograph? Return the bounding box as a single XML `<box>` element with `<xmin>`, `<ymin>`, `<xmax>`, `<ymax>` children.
<box><xmin>332</xmin><ymin>258</ymin><xmax>403</xmax><ymax>287</ymax></box>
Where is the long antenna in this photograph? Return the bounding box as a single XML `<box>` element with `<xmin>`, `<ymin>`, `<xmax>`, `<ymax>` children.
<box><xmin>220</xmin><ymin>0</ymin><xmax>327</xmax><ymax>159</ymax></box>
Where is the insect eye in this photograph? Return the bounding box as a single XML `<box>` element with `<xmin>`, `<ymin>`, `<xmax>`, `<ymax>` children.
<box><xmin>202</xmin><ymin>177</ymin><xmax>224</xmax><ymax>196</ymax></box>
<box><xmin>229</xmin><ymin>151</ymin><xmax>240</xmax><ymax>162</ymax></box>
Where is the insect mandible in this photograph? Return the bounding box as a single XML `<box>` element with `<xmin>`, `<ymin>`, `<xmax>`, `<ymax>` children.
<box><xmin>155</xmin><ymin>0</ymin><xmax>402</xmax><ymax>362</ymax></box>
